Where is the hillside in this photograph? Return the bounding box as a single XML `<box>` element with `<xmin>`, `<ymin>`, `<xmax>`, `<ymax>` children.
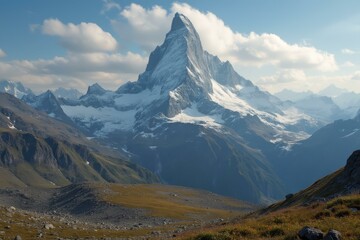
<box><xmin>178</xmin><ymin>151</ymin><xmax>360</xmax><ymax>240</ymax></box>
<box><xmin>265</xmin><ymin>150</ymin><xmax>360</xmax><ymax>212</ymax></box>
<box><xmin>275</xmin><ymin>113</ymin><xmax>360</xmax><ymax>192</ymax></box>
<box><xmin>0</xmin><ymin>93</ymin><xmax>159</xmax><ymax>187</ymax></box>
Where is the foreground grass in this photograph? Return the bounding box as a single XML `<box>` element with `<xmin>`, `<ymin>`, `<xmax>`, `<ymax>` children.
<box><xmin>178</xmin><ymin>194</ymin><xmax>360</xmax><ymax>240</ymax></box>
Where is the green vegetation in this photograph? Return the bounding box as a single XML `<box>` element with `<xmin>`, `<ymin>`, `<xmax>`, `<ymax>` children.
<box><xmin>179</xmin><ymin>194</ymin><xmax>360</xmax><ymax>240</ymax></box>
<box><xmin>0</xmin><ymin>128</ymin><xmax>159</xmax><ymax>188</ymax></box>
<box><xmin>101</xmin><ymin>183</ymin><xmax>253</xmax><ymax>220</ymax></box>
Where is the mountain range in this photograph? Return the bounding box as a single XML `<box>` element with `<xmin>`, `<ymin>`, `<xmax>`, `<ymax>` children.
<box><xmin>0</xmin><ymin>93</ymin><xmax>158</xmax><ymax>188</ymax></box>
<box><xmin>59</xmin><ymin>13</ymin><xmax>320</xmax><ymax>203</ymax></box>
<box><xmin>1</xmin><ymin>13</ymin><xmax>359</xmax><ymax>204</ymax></box>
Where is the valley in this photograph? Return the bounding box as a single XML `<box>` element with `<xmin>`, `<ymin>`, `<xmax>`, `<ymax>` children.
<box><xmin>1</xmin><ymin>2</ymin><xmax>360</xmax><ymax>240</ymax></box>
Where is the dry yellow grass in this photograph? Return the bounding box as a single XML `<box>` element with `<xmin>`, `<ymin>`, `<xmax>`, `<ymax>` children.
<box><xmin>177</xmin><ymin>194</ymin><xmax>360</xmax><ymax>240</ymax></box>
<box><xmin>101</xmin><ymin>184</ymin><xmax>252</xmax><ymax>220</ymax></box>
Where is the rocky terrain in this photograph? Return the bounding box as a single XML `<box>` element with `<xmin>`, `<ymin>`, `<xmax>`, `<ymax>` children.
<box><xmin>0</xmin><ymin>183</ymin><xmax>253</xmax><ymax>239</ymax></box>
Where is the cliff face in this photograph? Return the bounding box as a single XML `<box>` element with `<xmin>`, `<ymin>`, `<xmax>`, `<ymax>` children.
<box><xmin>0</xmin><ymin>129</ymin><xmax>159</xmax><ymax>187</ymax></box>
<box><xmin>0</xmin><ymin>93</ymin><xmax>159</xmax><ymax>188</ymax></box>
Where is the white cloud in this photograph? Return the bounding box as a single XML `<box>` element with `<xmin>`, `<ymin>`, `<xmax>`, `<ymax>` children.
<box><xmin>341</xmin><ymin>48</ymin><xmax>356</xmax><ymax>55</ymax></box>
<box><xmin>172</xmin><ymin>3</ymin><xmax>337</xmax><ymax>72</ymax></box>
<box><xmin>112</xmin><ymin>3</ymin><xmax>338</xmax><ymax>72</ymax></box>
<box><xmin>101</xmin><ymin>0</ymin><xmax>121</xmax><ymax>14</ymax></box>
<box><xmin>258</xmin><ymin>69</ymin><xmax>306</xmax><ymax>84</ymax></box>
<box><xmin>342</xmin><ymin>61</ymin><xmax>355</xmax><ymax>67</ymax></box>
<box><xmin>0</xmin><ymin>49</ymin><xmax>6</xmax><ymax>58</ymax></box>
<box><xmin>112</xmin><ymin>3</ymin><xmax>171</xmax><ymax>51</ymax></box>
<box><xmin>0</xmin><ymin>52</ymin><xmax>147</xmax><ymax>92</ymax></box>
<box><xmin>42</xmin><ymin>19</ymin><xmax>117</xmax><ymax>53</ymax></box>
<box><xmin>352</xmin><ymin>71</ymin><xmax>360</xmax><ymax>80</ymax></box>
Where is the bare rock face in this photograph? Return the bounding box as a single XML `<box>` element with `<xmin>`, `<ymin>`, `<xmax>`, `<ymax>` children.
<box><xmin>324</xmin><ymin>229</ymin><xmax>342</xmax><ymax>240</ymax></box>
<box><xmin>344</xmin><ymin>150</ymin><xmax>360</xmax><ymax>186</ymax></box>
<box><xmin>298</xmin><ymin>226</ymin><xmax>324</xmax><ymax>240</ymax></box>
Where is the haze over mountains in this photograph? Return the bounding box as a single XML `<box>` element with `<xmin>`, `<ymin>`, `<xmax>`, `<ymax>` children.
<box><xmin>1</xmin><ymin>13</ymin><xmax>359</xmax><ymax>205</ymax></box>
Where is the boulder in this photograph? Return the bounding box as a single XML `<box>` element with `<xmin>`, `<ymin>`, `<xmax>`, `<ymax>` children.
<box><xmin>324</xmin><ymin>229</ymin><xmax>341</xmax><ymax>240</ymax></box>
<box><xmin>298</xmin><ymin>226</ymin><xmax>324</xmax><ymax>240</ymax></box>
<box><xmin>44</xmin><ymin>223</ymin><xmax>55</xmax><ymax>230</ymax></box>
<box><xmin>14</xmin><ymin>236</ymin><xmax>22</xmax><ymax>240</ymax></box>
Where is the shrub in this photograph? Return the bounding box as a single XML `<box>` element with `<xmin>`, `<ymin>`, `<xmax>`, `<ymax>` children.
<box><xmin>314</xmin><ymin>209</ymin><xmax>332</xmax><ymax>219</ymax></box>
<box><xmin>283</xmin><ymin>234</ymin><xmax>300</xmax><ymax>240</ymax></box>
<box><xmin>273</xmin><ymin>217</ymin><xmax>284</xmax><ymax>224</ymax></box>
<box><xmin>223</xmin><ymin>228</ymin><xmax>253</xmax><ymax>237</ymax></box>
<box><xmin>335</xmin><ymin>209</ymin><xmax>351</xmax><ymax>218</ymax></box>
<box><xmin>261</xmin><ymin>227</ymin><xmax>285</xmax><ymax>237</ymax></box>
<box><xmin>194</xmin><ymin>233</ymin><xmax>231</xmax><ymax>240</ymax></box>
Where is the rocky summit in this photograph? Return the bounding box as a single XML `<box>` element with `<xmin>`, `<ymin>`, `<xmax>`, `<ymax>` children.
<box><xmin>54</xmin><ymin>13</ymin><xmax>324</xmax><ymax>204</ymax></box>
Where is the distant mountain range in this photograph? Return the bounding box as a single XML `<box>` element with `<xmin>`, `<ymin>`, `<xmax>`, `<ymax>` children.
<box><xmin>1</xmin><ymin>14</ymin><xmax>359</xmax><ymax>204</ymax></box>
<box><xmin>275</xmin><ymin>86</ymin><xmax>360</xmax><ymax>120</ymax></box>
<box><xmin>0</xmin><ymin>80</ymin><xmax>33</xmax><ymax>98</ymax></box>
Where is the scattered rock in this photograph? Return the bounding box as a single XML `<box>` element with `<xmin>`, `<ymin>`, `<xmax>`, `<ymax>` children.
<box><xmin>350</xmin><ymin>208</ymin><xmax>358</xmax><ymax>213</ymax></box>
<box><xmin>44</xmin><ymin>223</ymin><xmax>55</xmax><ymax>230</ymax></box>
<box><xmin>14</xmin><ymin>236</ymin><xmax>22</xmax><ymax>240</ymax></box>
<box><xmin>298</xmin><ymin>226</ymin><xmax>324</xmax><ymax>240</ymax></box>
<box><xmin>7</xmin><ymin>206</ymin><xmax>16</xmax><ymax>212</ymax></box>
<box><xmin>324</xmin><ymin>229</ymin><xmax>342</xmax><ymax>240</ymax></box>
<box><xmin>151</xmin><ymin>231</ymin><xmax>161</xmax><ymax>235</ymax></box>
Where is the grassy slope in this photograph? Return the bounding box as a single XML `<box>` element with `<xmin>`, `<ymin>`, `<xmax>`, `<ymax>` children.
<box><xmin>178</xmin><ymin>194</ymin><xmax>360</xmax><ymax>240</ymax></box>
<box><xmin>262</xmin><ymin>168</ymin><xmax>344</xmax><ymax>213</ymax></box>
<box><xmin>0</xmin><ymin>128</ymin><xmax>159</xmax><ymax>188</ymax></box>
<box><xmin>101</xmin><ymin>183</ymin><xmax>254</xmax><ymax>221</ymax></box>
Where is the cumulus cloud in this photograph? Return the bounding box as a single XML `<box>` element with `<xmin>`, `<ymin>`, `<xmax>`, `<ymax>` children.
<box><xmin>42</xmin><ymin>19</ymin><xmax>117</xmax><ymax>53</ymax></box>
<box><xmin>101</xmin><ymin>0</ymin><xmax>121</xmax><ymax>14</ymax></box>
<box><xmin>112</xmin><ymin>3</ymin><xmax>338</xmax><ymax>72</ymax></box>
<box><xmin>341</xmin><ymin>48</ymin><xmax>356</xmax><ymax>55</ymax></box>
<box><xmin>0</xmin><ymin>49</ymin><xmax>6</xmax><ymax>58</ymax></box>
<box><xmin>112</xmin><ymin>3</ymin><xmax>171</xmax><ymax>51</ymax></box>
<box><xmin>0</xmin><ymin>52</ymin><xmax>147</xmax><ymax>92</ymax></box>
<box><xmin>0</xmin><ymin>17</ymin><xmax>148</xmax><ymax>92</ymax></box>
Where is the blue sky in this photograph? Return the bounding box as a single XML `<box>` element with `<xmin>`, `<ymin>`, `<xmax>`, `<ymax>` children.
<box><xmin>0</xmin><ymin>0</ymin><xmax>359</xmax><ymax>93</ymax></box>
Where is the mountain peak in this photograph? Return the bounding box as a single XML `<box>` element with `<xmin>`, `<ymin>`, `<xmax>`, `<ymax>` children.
<box><xmin>170</xmin><ymin>13</ymin><xmax>193</xmax><ymax>32</ymax></box>
<box><xmin>319</xmin><ymin>84</ymin><xmax>348</xmax><ymax>97</ymax></box>
<box><xmin>0</xmin><ymin>80</ymin><xmax>33</xmax><ymax>98</ymax></box>
<box><xmin>86</xmin><ymin>83</ymin><xmax>107</xmax><ymax>95</ymax></box>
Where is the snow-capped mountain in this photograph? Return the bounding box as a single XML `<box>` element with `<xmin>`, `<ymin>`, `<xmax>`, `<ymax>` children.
<box><xmin>0</xmin><ymin>80</ymin><xmax>33</xmax><ymax>98</ymax></box>
<box><xmin>293</xmin><ymin>95</ymin><xmax>345</xmax><ymax>122</ymax></box>
<box><xmin>22</xmin><ymin>90</ymin><xmax>74</xmax><ymax>125</ymax></box>
<box><xmin>56</xmin><ymin>13</ymin><xmax>332</xmax><ymax>203</ymax></box>
<box><xmin>63</xmin><ymin>14</ymin><xmax>319</xmax><ymax>144</ymax></box>
<box><xmin>52</xmin><ymin>87</ymin><xmax>83</xmax><ymax>100</ymax></box>
<box><xmin>276</xmin><ymin>88</ymin><xmax>349</xmax><ymax>122</ymax></box>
